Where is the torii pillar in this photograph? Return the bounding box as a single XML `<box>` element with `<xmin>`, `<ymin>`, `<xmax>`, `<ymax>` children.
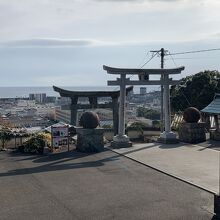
<box><xmin>112</xmin><ymin>74</ymin><xmax>132</xmax><ymax>148</ymax></box>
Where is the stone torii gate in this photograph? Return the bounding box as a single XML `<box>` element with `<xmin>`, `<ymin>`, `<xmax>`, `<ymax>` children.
<box><xmin>53</xmin><ymin>85</ymin><xmax>133</xmax><ymax>135</ymax></box>
<box><xmin>103</xmin><ymin>65</ymin><xmax>185</xmax><ymax>147</ymax></box>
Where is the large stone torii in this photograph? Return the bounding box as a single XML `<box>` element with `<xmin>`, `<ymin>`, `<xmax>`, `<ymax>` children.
<box><xmin>53</xmin><ymin>85</ymin><xmax>133</xmax><ymax>135</ymax></box>
<box><xmin>103</xmin><ymin>65</ymin><xmax>185</xmax><ymax>147</ymax></box>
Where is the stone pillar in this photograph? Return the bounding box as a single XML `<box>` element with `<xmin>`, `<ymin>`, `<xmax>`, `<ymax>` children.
<box><xmin>112</xmin><ymin>97</ymin><xmax>119</xmax><ymax>135</ymax></box>
<box><xmin>119</xmin><ymin>74</ymin><xmax>126</xmax><ymax>136</ymax></box>
<box><xmin>89</xmin><ymin>97</ymin><xmax>98</xmax><ymax>109</ymax></box>
<box><xmin>159</xmin><ymin>74</ymin><xmax>178</xmax><ymax>144</ymax></box>
<box><xmin>70</xmin><ymin>97</ymin><xmax>78</xmax><ymax>126</ymax></box>
<box><xmin>163</xmin><ymin>74</ymin><xmax>171</xmax><ymax>133</ymax></box>
<box><xmin>111</xmin><ymin>74</ymin><xmax>132</xmax><ymax>148</ymax></box>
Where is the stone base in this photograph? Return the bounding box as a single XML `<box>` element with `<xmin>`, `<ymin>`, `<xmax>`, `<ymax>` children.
<box><xmin>210</xmin><ymin>129</ymin><xmax>220</xmax><ymax>141</ymax></box>
<box><xmin>158</xmin><ymin>132</ymin><xmax>179</xmax><ymax>144</ymax></box>
<box><xmin>178</xmin><ymin>122</ymin><xmax>206</xmax><ymax>144</ymax></box>
<box><xmin>76</xmin><ymin>128</ymin><xmax>104</xmax><ymax>153</ymax></box>
<box><xmin>111</xmin><ymin>135</ymin><xmax>132</xmax><ymax>149</ymax></box>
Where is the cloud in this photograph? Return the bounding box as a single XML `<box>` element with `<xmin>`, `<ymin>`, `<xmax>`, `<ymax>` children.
<box><xmin>212</xmin><ymin>32</ymin><xmax>220</xmax><ymax>38</ymax></box>
<box><xmin>1</xmin><ymin>38</ymin><xmax>96</xmax><ymax>48</ymax></box>
<box><xmin>1</xmin><ymin>38</ymin><xmax>143</xmax><ymax>48</ymax></box>
<box><xmin>94</xmin><ymin>0</ymin><xmax>181</xmax><ymax>2</ymax></box>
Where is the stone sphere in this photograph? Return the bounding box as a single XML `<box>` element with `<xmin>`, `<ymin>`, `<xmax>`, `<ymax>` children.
<box><xmin>79</xmin><ymin>111</ymin><xmax>100</xmax><ymax>129</ymax></box>
<box><xmin>183</xmin><ymin>107</ymin><xmax>201</xmax><ymax>123</ymax></box>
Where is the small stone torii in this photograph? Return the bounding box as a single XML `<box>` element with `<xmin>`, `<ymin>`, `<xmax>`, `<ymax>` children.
<box><xmin>103</xmin><ymin>65</ymin><xmax>185</xmax><ymax>147</ymax></box>
<box><xmin>53</xmin><ymin>85</ymin><xmax>133</xmax><ymax>135</ymax></box>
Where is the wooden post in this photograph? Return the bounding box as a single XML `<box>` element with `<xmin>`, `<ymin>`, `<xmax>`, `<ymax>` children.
<box><xmin>214</xmin><ymin>115</ymin><xmax>220</xmax><ymax>131</ymax></box>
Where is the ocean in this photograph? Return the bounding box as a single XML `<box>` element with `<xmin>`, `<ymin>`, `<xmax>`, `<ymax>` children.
<box><xmin>0</xmin><ymin>86</ymin><xmax>118</xmax><ymax>98</ymax></box>
<box><xmin>0</xmin><ymin>86</ymin><xmax>159</xmax><ymax>98</ymax></box>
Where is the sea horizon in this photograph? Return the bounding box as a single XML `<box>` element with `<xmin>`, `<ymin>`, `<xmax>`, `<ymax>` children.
<box><xmin>0</xmin><ymin>86</ymin><xmax>159</xmax><ymax>98</ymax></box>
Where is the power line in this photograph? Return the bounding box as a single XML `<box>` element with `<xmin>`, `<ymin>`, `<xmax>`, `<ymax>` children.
<box><xmin>169</xmin><ymin>48</ymin><xmax>220</xmax><ymax>56</ymax></box>
<box><xmin>166</xmin><ymin>51</ymin><xmax>192</xmax><ymax>106</ymax></box>
<box><xmin>137</xmin><ymin>51</ymin><xmax>150</xmax><ymax>68</ymax></box>
<box><xmin>128</xmin><ymin>51</ymin><xmax>158</xmax><ymax>80</ymax></box>
<box><xmin>166</xmin><ymin>57</ymin><xmax>217</xmax><ymax>60</ymax></box>
<box><xmin>167</xmin><ymin>51</ymin><xmax>178</xmax><ymax>68</ymax></box>
<box><xmin>139</xmin><ymin>51</ymin><xmax>159</xmax><ymax>69</ymax></box>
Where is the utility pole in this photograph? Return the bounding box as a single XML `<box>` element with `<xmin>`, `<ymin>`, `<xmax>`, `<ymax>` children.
<box><xmin>150</xmin><ymin>48</ymin><xmax>167</xmax><ymax>133</ymax></box>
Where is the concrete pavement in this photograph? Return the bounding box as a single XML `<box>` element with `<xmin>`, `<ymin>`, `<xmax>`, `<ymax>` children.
<box><xmin>110</xmin><ymin>141</ymin><xmax>220</xmax><ymax>194</ymax></box>
<box><xmin>0</xmin><ymin>149</ymin><xmax>215</xmax><ymax>220</ymax></box>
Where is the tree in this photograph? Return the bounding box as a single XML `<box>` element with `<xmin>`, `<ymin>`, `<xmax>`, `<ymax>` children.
<box><xmin>0</xmin><ymin>126</ymin><xmax>13</xmax><ymax>150</ymax></box>
<box><xmin>137</xmin><ymin>107</ymin><xmax>160</xmax><ymax>120</ymax></box>
<box><xmin>170</xmin><ymin>70</ymin><xmax>220</xmax><ymax>112</ymax></box>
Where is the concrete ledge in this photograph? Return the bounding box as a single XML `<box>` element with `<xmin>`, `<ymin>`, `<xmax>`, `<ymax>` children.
<box><xmin>110</xmin><ymin>134</ymin><xmax>132</xmax><ymax>149</ymax></box>
<box><xmin>111</xmin><ymin>141</ymin><xmax>132</xmax><ymax>149</ymax></box>
<box><xmin>157</xmin><ymin>137</ymin><xmax>179</xmax><ymax>144</ymax></box>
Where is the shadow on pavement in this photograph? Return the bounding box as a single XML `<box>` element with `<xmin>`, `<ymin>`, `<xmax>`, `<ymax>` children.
<box><xmin>0</xmin><ymin>149</ymin><xmax>120</xmax><ymax>178</ymax></box>
<box><xmin>122</xmin><ymin>143</ymin><xmax>157</xmax><ymax>155</ymax></box>
<box><xmin>199</xmin><ymin>140</ymin><xmax>220</xmax><ymax>151</ymax></box>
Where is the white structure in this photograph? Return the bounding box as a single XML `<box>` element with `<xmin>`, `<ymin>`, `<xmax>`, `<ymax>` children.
<box><xmin>103</xmin><ymin>65</ymin><xmax>185</xmax><ymax>146</ymax></box>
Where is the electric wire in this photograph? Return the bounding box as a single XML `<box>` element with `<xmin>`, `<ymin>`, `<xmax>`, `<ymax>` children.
<box><xmin>128</xmin><ymin>51</ymin><xmax>158</xmax><ymax>81</ymax></box>
<box><xmin>168</xmin><ymin>52</ymin><xmax>178</xmax><ymax>68</ymax></box>
<box><xmin>167</xmin><ymin>51</ymin><xmax>192</xmax><ymax>107</ymax></box>
<box><xmin>139</xmin><ymin>51</ymin><xmax>159</xmax><ymax>69</ymax></box>
<box><xmin>169</xmin><ymin>48</ymin><xmax>220</xmax><ymax>56</ymax></box>
<box><xmin>114</xmin><ymin>50</ymin><xmax>153</xmax><ymax>91</ymax></box>
<box><xmin>137</xmin><ymin>51</ymin><xmax>150</xmax><ymax>68</ymax></box>
<box><xmin>166</xmin><ymin>57</ymin><xmax>217</xmax><ymax>60</ymax></box>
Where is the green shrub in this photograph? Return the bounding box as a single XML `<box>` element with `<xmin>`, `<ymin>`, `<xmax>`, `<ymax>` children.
<box><xmin>152</xmin><ymin>120</ymin><xmax>160</xmax><ymax>128</ymax></box>
<box><xmin>127</xmin><ymin>122</ymin><xmax>148</xmax><ymax>132</ymax></box>
<box><xmin>22</xmin><ymin>133</ymin><xmax>50</xmax><ymax>154</ymax></box>
<box><xmin>0</xmin><ymin>126</ymin><xmax>13</xmax><ymax>150</ymax></box>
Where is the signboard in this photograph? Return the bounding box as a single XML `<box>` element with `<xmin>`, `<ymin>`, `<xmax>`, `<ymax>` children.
<box><xmin>51</xmin><ymin>125</ymin><xmax>69</xmax><ymax>151</ymax></box>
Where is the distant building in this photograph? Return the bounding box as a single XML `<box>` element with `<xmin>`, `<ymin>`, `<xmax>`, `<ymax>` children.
<box><xmin>29</xmin><ymin>94</ymin><xmax>35</xmax><ymax>100</ymax></box>
<box><xmin>17</xmin><ymin>100</ymin><xmax>35</xmax><ymax>107</ymax></box>
<box><xmin>55</xmin><ymin>107</ymin><xmax>71</xmax><ymax>124</ymax></box>
<box><xmin>0</xmin><ymin>114</ymin><xmax>50</xmax><ymax>128</ymax></box>
<box><xmin>46</xmin><ymin>96</ymin><xmax>56</xmax><ymax>103</ymax></box>
<box><xmin>29</xmin><ymin>93</ymin><xmax>46</xmax><ymax>103</ymax></box>
<box><xmin>55</xmin><ymin>97</ymin><xmax>71</xmax><ymax>106</ymax></box>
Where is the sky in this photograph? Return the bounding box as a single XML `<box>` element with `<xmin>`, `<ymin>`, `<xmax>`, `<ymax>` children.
<box><xmin>0</xmin><ymin>0</ymin><xmax>220</xmax><ymax>87</ymax></box>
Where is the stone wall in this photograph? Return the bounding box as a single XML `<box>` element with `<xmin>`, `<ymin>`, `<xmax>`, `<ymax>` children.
<box><xmin>179</xmin><ymin>122</ymin><xmax>206</xmax><ymax>144</ymax></box>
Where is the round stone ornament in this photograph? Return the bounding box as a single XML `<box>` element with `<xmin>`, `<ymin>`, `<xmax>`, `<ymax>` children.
<box><xmin>79</xmin><ymin>111</ymin><xmax>100</xmax><ymax>129</ymax></box>
<box><xmin>183</xmin><ymin>107</ymin><xmax>201</xmax><ymax>123</ymax></box>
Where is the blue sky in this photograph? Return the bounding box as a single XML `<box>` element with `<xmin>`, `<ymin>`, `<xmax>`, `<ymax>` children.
<box><xmin>0</xmin><ymin>0</ymin><xmax>220</xmax><ymax>87</ymax></box>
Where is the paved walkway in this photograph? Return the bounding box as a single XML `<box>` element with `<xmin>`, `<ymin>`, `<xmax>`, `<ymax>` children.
<box><xmin>110</xmin><ymin>141</ymin><xmax>220</xmax><ymax>194</ymax></box>
<box><xmin>0</xmin><ymin>149</ymin><xmax>214</xmax><ymax>220</ymax></box>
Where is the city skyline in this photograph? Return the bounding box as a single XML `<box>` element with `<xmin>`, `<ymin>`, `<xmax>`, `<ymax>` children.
<box><xmin>0</xmin><ymin>0</ymin><xmax>220</xmax><ymax>86</ymax></box>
